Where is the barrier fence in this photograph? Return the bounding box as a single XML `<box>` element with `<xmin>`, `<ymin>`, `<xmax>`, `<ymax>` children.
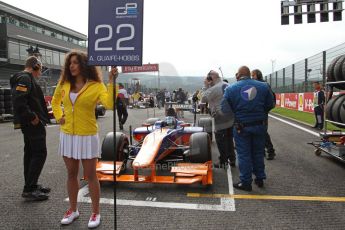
<box><xmin>267</xmin><ymin>42</ymin><xmax>345</xmax><ymax>93</ymax></box>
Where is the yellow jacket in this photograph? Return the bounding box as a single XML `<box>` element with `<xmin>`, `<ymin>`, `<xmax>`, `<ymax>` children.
<box><xmin>52</xmin><ymin>81</ymin><xmax>115</xmax><ymax>135</ymax></box>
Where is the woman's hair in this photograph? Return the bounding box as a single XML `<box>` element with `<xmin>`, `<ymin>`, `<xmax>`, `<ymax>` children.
<box><xmin>59</xmin><ymin>50</ymin><xmax>102</xmax><ymax>85</ymax></box>
<box><xmin>252</xmin><ymin>69</ymin><xmax>264</xmax><ymax>82</ymax></box>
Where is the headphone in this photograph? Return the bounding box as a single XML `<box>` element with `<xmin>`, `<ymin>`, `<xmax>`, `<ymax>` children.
<box><xmin>32</xmin><ymin>57</ymin><xmax>42</xmax><ymax>71</ymax></box>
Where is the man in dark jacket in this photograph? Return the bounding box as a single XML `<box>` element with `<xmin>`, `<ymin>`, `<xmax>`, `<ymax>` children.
<box><xmin>10</xmin><ymin>56</ymin><xmax>50</xmax><ymax>201</ymax></box>
<box><xmin>116</xmin><ymin>83</ymin><xmax>129</xmax><ymax>130</ymax></box>
<box><xmin>312</xmin><ymin>81</ymin><xmax>325</xmax><ymax>130</ymax></box>
<box><xmin>251</xmin><ymin>69</ymin><xmax>276</xmax><ymax>160</ymax></box>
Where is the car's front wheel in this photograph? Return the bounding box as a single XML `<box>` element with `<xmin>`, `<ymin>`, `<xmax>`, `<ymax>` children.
<box><xmin>187</xmin><ymin>132</ymin><xmax>212</xmax><ymax>163</ymax></box>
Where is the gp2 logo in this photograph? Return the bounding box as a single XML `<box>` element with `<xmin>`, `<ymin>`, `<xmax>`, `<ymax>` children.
<box><xmin>116</xmin><ymin>3</ymin><xmax>137</xmax><ymax>16</ymax></box>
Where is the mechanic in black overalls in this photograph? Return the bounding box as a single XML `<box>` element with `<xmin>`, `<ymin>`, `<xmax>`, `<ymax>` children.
<box><xmin>312</xmin><ymin>81</ymin><xmax>325</xmax><ymax>130</ymax></box>
<box><xmin>251</xmin><ymin>69</ymin><xmax>276</xmax><ymax>160</ymax></box>
<box><xmin>10</xmin><ymin>56</ymin><xmax>50</xmax><ymax>201</ymax></box>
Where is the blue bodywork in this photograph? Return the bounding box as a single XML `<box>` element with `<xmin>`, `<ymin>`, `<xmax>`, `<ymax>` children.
<box><xmin>130</xmin><ymin>118</ymin><xmax>203</xmax><ymax>161</ymax></box>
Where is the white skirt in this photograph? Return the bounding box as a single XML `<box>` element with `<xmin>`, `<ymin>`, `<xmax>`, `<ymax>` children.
<box><xmin>58</xmin><ymin>132</ymin><xmax>100</xmax><ymax>160</ymax></box>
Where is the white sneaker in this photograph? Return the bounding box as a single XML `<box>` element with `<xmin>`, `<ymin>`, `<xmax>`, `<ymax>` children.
<box><xmin>88</xmin><ymin>213</ymin><xmax>101</xmax><ymax>229</ymax></box>
<box><xmin>61</xmin><ymin>209</ymin><xmax>79</xmax><ymax>225</ymax></box>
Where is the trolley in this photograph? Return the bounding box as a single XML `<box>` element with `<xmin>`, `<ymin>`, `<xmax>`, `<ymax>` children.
<box><xmin>309</xmin><ymin>80</ymin><xmax>345</xmax><ymax>163</ymax></box>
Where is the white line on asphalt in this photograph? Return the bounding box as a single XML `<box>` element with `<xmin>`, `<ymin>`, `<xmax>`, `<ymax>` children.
<box><xmin>73</xmin><ymin>191</ymin><xmax>231</xmax><ymax>211</ymax></box>
<box><xmin>269</xmin><ymin>114</ymin><xmax>319</xmax><ymax>137</ymax></box>
<box><xmin>225</xmin><ymin>166</ymin><xmax>236</xmax><ymax>210</ymax></box>
<box><xmin>70</xmin><ymin>172</ymin><xmax>236</xmax><ymax>212</ymax></box>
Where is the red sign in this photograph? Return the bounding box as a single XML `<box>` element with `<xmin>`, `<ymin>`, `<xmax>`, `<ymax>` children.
<box><xmin>275</xmin><ymin>93</ymin><xmax>281</xmax><ymax>106</ymax></box>
<box><xmin>284</xmin><ymin>93</ymin><xmax>298</xmax><ymax>110</ymax></box>
<box><xmin>275</xmin><ymin>92</ymin><xmax>316</xmax><ymax>113</ymax></box>
<box><xmin>122</xmin><ymin>64</ymin><xmax>159</xmax><ymax>73</ymax></box>
<box><xmin>303</xmin><ymin>92</ymin><xmax>314</xmax><ymax>113</ymax></box>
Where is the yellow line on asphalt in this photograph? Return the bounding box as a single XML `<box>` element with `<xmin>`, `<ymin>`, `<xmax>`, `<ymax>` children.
<box><xmin>187</xmin><ymin>193</ymin><xmax>345</xmax><ymax>202</ymax></box>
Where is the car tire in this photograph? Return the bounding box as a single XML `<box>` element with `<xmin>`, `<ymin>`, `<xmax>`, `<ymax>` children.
<box><xmin>340</xmin><ymin>103</ymin><xmax>345</xmax><ymax>124</ymax></box>
<box><xmin>101</xmin><ymin>107</ymin><xmax>106</xmax><ymax>116</ymax></box>
<box><xmin>333</xmin><ymin>55</ymin><xmax>345</xmax><ymax>89</ymax></box>
<box><xmin>331</xmin><ymin>94</ymin><xmax>345</xmax><ymax>123</ymax></box>
<box><xmin>101</xmin><ymin>132</ymin><xmax>129</xmax><ymax>162</ymax></box>
<box><xmin>326</xmin><ymin>95</ymin><xmax>339</xmax><ymax>121</ymax></box>
<box><xmin>334</xmin><ymin>55</ymin><xmax>345</xmax><ymax>81</ymax></box>
<box><xmin>3</xmin><ymin>88</ymin><xmax>11</xmax><ymax>95</ymax></box>
<box><xmin>327</xmin><ymin>55</ymin><xmax>343</xmax><ymax>82</ymax></box>
<box><xmin>4</xmin><ymin>95</ymin><xmax>12</xmax><ymax>101</ymax></box>
<box><xmin>4</xmin><ymin>101</ymin><xmax>12</xmax><ymax>108</ymax></box>
<box><xmin>188</xmin><ymin>132</ymin><xmax>211</xmax><ymax>163</ymax></box>
<box><xmin>5</xmin><ymin>108</ymin><xmax>13</xmax><ymax>114</ymax></box>
<box><xmin>95</xmin><ymin>109</ymin><xmax>99</xmax><ymax>119</ymax></box>
<box><xmin>198</xmin><ymin>117</ymin><xmax>213</xmax><ymax>141</ymax></box>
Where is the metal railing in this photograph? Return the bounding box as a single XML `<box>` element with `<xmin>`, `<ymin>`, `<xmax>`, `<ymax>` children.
<box><xmin>266</xmin><ymin>42</ymin><xmax>345</xmax><ymax>93</ymax></box>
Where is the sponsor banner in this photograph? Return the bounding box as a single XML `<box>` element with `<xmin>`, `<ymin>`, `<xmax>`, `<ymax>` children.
<box><xmin>298</xmin><ymin>93</ymin><xmax>304</xmax><ymax>111</ymax></box>
<box><xmin>275</xmin><ymin>93</ymin><xmax>281</xmax><ymax>106</ymax></box>
<box><xmin>274</xmin><ymin>92</ymin><xmax>345</xmax><ymax>113</ymax></box>
<box><xmin>284</xmin><ymin>93</ymin><xmax>298</xmax><ymax>110</ymax></box>
<box><xmin>303</xmin><ymin>92</ymin><xmax>314</xmax><ymax>113</ymax></box>
<box><xmin>280</xmin><ymin>93</ymin><xmax>285</xmax><ymax>107</ymax></box>
<box><xmin>122</xmin><ymin>64</ymin><xmax>159</xmax><ymax>73</ymax></box>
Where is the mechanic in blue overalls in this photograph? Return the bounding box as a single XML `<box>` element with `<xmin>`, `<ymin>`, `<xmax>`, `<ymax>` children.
<box><xmin>222</xmin><ymin>66</ymin><xmax>274</xmax><ymax>191</ymax></box>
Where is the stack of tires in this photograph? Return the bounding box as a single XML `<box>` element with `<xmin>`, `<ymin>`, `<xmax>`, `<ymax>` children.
<box><xmin>0</xmin><ymin>88</ymin><xmax>13</xmax><ymax>116</ymax></box>
<box><xmin>326</xmin><ymin>94</ymin><xmax>345</xmax><ymax>128</ymax></box>
<box><xmin>326</xmin><ymin>55</ymin><xmax>345</xmax><ymax>128</ymax></box>
<box><xmin>326</xmin><ymin>55</ymin><xmax>345</xmax><ymax>89</ymax></box>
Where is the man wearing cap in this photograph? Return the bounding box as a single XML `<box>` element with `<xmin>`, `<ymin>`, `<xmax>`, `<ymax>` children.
<box><xmin>222</xmin><ymin>66</ymin><xmax>274</xmax><ymax>191</ymax></box>
<box><xmin>251</xmin><ymin>69</ymin><xmax>276</xmax><ymax>160</ymax></box>
<box><xmin>10</xmin><ymin>56</ymin><xmax>51</xmax><ymax>201</ymax></box>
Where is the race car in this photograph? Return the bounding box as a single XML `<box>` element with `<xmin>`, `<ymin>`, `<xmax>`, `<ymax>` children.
<box><xmin>96</xmin><ymin>111</ymin><xmax>213</xmax><ymax>185</ymax></box>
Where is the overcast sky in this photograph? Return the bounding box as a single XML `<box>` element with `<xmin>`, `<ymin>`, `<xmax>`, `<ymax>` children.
<box><xmin>2</xmin><ymin>0</ymin><xmax>345</xmax><ymax>78</ymax></box>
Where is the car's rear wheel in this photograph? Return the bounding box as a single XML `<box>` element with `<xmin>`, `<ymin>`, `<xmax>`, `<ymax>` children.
<box><xmin>187</xmin><ymin>132</ymin><xmax>211</xmax><ymax>163</ymax></box>
<box><xmin>198</xmin><ymin>118</ymin><xmax>213</xmax><ymax>141</ymax></box>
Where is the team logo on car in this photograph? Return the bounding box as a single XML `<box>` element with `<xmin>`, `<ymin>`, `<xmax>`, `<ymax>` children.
<box><xmin>240</xmin><ymin>85</ymin><xmax>257</xmax><ymax>101</ymax></box>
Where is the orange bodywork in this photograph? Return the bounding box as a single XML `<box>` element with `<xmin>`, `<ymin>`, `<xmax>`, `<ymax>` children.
<box><xmin>132</xmin><ymin>128</ymin><xmax>169</xmax><ymax>168</ymax></box>
<box><xmin>96</xmin><ymin>161</ymin><xmax>212</xmax><ymax>185</ymax></box>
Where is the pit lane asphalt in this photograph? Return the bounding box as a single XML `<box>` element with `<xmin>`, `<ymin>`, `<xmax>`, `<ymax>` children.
<box><xmin>1</xmin><ymin>108</ymin><xmax>345</xmax><ymax>229</ymax></box>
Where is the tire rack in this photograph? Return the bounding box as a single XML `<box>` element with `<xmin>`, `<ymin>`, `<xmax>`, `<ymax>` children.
<box><xmin>312</xmin><ymin>80</ymin><xmax>345</xmax><ymax>163</ymax></box>
<box><xmin>0</xmin><ymin>88</ymin><xmax>14</xmax><ymax>122</ymax></box>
